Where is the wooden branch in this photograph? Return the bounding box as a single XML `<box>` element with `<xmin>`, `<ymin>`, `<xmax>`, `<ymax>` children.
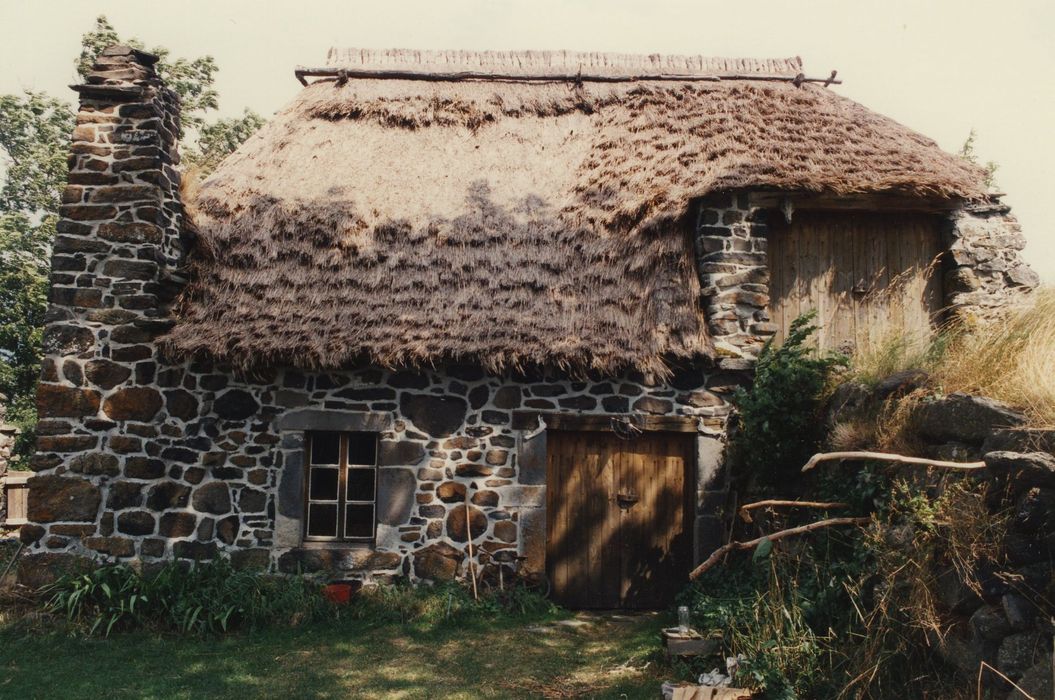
<box><xmin>293</xmin><ymin>67</ymin><xmax>842</xmax><ymax>86</ymax></box>
<box><xmin>801</xmin><ymin>451</ymin><xmax>986</xmax><ymax>473</ymax></box>
<box><xmin>689</xmin><ymin>517</ymin><xmax>872</xmax><ymax>580</ymax></box>
<box><xmin>738</xmin><ymin>500</ymin><xmax>847</xmax><ymax>523</ymax></box>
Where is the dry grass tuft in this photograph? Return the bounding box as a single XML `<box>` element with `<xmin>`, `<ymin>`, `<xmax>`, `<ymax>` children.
<box><xmin>936</xmin><ymin>287</ymin><xmax>1055</xmax><ymax>427</ymax></box>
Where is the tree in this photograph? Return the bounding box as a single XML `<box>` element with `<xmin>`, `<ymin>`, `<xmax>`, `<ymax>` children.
<box><xmin>0</xmin><ymin>16</ymin><xmax>265</xmax><ymax>462</ymax></box>
<box><xmin>0</xmin><ymin>92</ymin><xmax>75</xmax><ymax>213</ymax></box>
<box><xmin>184</xmin><ymin>110</ymin><xmax>267</xmax><ymax>175</ymax></box>
<box><xmin>77</xmin><ymin>15</ymin><xmax>219</xmax><ymax>132</ymax></box>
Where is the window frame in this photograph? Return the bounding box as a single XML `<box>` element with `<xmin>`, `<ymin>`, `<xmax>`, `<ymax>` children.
<box><xmin>303</xmin><ymin>431</ymin><xmax>378</xmax><ymax>545</ymax></box>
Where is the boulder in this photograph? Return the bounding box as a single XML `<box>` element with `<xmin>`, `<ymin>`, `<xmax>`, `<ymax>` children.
<box><xmin>413</xmin><ymin>542</ymin><xmax>464</xmax><ymax>580</ymax></box>
<box><xmin>36</xmin><ymin>383</ymin><xmax>101</xmax><ymax>418</ymax></box>
<box><xmin>192</xmin><ymin>482</ymin><xmax>231</xmax><ymax>514</ymax></box>
<box><xmin>17</xmin><ymin>552</ymin><xmax>92</xmax><ymax>589</ymax></box>
<box><xmin>399</xmin><ymin>393</ymin><xmax>467</xmax><ymax>438</ymax></box>
<box><xmin>874</xmin><ymin>369</ymin><xmax>929</xmax><ymax>401</ymax></box>
<box><xmin>213</xmin><ymin>389</ymin><xmax>259</xmax><ymax>421</ymax></box>
<box><xmin>376</xmin><ymin>468</ymin><xmax>416</xmax><ymax>525</ymax></box>
<box><xmin>378</xmin><ymin>440</ymin><xmax>426</xmax><ymax>466</ymax></box>
<box><xmin>983</xmin><ymin>428</ymin><xmax>1055</xmax><ymax>456</ymax></box>
<box><xmin>1008</xmin><ymin>656</ymin><xmax>1053</xmax><ymax>700</ymax></box>
<box><xmin>446</xmin><ymin>504</ymin><xmax>487</xmax><ymax>542</ymax></box>
<box><xmin>102</xmin><ymin>386</ymin><xmax>162</xmax><ymax>421</ymax></box>
<box><xmin>969</xmin><ymin>604</ymin><xmax>1011</xmax><ymax>642</ymax></box>
<box><xmin>985</xmin><ymin>452</ymin><xmax>1055</xmax><ymax>492</ymax></box>
<box><xmin>145</xmin><ymin>481</ymin><xmax>191</xmax><ymax>510</ymax></box>
<box><xmin>28</xmin><ymin>476</ymin><xmax>101</xmax><ymax>522</ymax></box>
<box><xmin>998</xmin><ymin>632</ymin><xmax>1045</xmax><ymax>680</ymax></box>
<box><xmin>915</xmin><ymin>394</ymin><xmax>1025</xmax><ymax>444</ymax></box>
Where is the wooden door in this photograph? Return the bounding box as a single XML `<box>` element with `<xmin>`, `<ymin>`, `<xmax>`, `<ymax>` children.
<box><xmin>545</xmin><ymin>430</ymin><xmax>693</xmax><ymax>609</ymax></box>
<box><xmin>767</xmin><ymin>211</ymin><xmax>943</xmax><ymax>352</ymax></box>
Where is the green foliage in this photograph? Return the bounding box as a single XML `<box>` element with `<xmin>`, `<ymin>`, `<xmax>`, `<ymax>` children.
<box><xmin>45</xmin><ymin>559</ymin><xmax>328</xmax><ymax>637</ymax></box>
<box><xmin>77</xmin><ymin>15</ymin><xmax>219</xmax><ymax>132</ymax></box>
<box><xmin>44</xmin><ymin>563</ymin><xmax>558</xmax><ymax>639</ymax></box>
<box><xmin>185</xmin><ymin>109</ymin><xmax>267</xmax><ymax>175</ymax></box>
<box><xmin>0</xmin><ymin>92</ymin><xmax>75</xmax><ymax>213</ymax></box>
<box><xmin>958</xmin><ymin>128</ymin><xmax>999</xmax><ymax>189</ymax></box>
<box><xmin>345</xmin><ymin>579</ymin><xmax>559</xmax><ymax>630</ymax></box>
<box><xmin>732</xmin><ymin>312</ymin><xmax>847</xmax><ymax>484</ymax></box>
<box><xmin>679</xmin><ymin>468</ymin><xmax>1006</xmax><ymax>699</ymax></box>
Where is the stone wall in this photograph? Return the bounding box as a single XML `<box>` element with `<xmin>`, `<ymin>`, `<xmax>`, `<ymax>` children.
<box><xmin>694</xmin><ymin>193</ymin><xmax>774</xmax><ymax>366</ymax></box>
<box><xmin>943</xmin><ymin>200</ymin><xmax>1038</xmax><ymax>319</ymax></box>
<box><xmin>23</xmin><ymin>359</ymin><xmax>734</xmax><ymax>581</ymax></box>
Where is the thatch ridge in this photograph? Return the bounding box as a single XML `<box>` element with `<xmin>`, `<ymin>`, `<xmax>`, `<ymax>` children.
<box><xmin>165</xmin><ymin>53</ymin><xmax>988</xmax><ymax>374</ymax></box>
<box><xmin>324</xmin><ymin>48</ymin><xmax>805</xmax><ymax>78</ymax></box>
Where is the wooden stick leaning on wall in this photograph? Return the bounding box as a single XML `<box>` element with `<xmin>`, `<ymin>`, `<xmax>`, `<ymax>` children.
<box><xmin>465</xmin><ymin>491</ymin><xmax>479</xmax><ymax>601</ymax></box>
<box><xmin>801</xmin><ymin>451</ymin><xmax>986</xmax><ymax>473</ymax></box>
<box><xmin>688</xmin><ymin>517</ymin><xmax>873</xmax><ymax>580</ymax></box>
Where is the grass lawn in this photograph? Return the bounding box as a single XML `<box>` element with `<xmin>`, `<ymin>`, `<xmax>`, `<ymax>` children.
<box><xmin>0</xmin><ymin>609</ymin><xmax>674</xmax><ymax>699</ymax></box>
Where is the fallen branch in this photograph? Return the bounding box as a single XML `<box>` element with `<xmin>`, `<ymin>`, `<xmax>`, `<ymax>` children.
<box><xmin>738</xmin><ymin>500</ymin><xmax>847</xmax><ymax>523</ymax></box>
<box><xmin>801</xmin><ymin>450</ymin><xmax>986</xmax><ymax>473</ymax></box>
<box><xmin>689</xmin><ymin>516</ymin><xmax>872</xmax><ymax>580</ymax></box>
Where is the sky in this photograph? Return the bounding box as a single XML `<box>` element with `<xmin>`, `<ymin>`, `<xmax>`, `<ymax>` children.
<box><xmin>1</xmin><ymin>0</ymin><xmax>1052</xmax><ymax>279</ymax></box>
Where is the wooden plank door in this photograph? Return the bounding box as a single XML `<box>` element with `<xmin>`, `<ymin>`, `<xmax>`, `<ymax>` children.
<box><xmin>767</xmin><ymin>211</ymin><xmax>943</xmax><ymax>353</ymax></box>
<box><xmin>545</xmin><ymin>431</ymin><xmax>693</xmax><ymax>609</ymax></box>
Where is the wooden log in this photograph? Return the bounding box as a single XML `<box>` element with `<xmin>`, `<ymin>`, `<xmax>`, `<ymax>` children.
<box><xmin>738</xmin><ymin>499</ymin><xmax>847</xmax><ymax>523</ymax></box>
<box><xmin>688</xmin><ymin>517</ymin><xmax>872</xmax><ymax>580</ymax></box>
<box><xmin>293</xmin><ymin>67</ymin><xmax>843</xmax><ymax>86</ymax></box>
<box><xmin>800</xmin><ymin>451</ymin><xmax>986</xmax><ymax>473</ymax></box>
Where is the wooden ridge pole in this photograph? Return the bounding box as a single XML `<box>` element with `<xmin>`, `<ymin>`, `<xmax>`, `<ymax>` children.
<box><xmin>294</xmin><ymin>67</ymin><xmax>842</xmax><ymax>87</ymax></box>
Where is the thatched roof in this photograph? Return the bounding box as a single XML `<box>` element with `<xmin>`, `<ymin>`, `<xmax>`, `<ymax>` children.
<box><xmin>164</xmin><ymin>49</ymin><xmax>988</xmax><ymax>376</ymax></box>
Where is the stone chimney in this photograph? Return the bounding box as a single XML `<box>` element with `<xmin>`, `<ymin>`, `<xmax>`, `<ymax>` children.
<box><xmin>22</xmin><ymin>45</ymin><xmax>185</xmax><ymax>571</ymax></box>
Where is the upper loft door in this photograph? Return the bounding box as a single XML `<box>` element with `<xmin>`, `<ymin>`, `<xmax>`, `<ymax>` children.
<box><xmin>767</xmin><ymin>211</ymin><xmax>943</xmax><ymax>353</ymax></box>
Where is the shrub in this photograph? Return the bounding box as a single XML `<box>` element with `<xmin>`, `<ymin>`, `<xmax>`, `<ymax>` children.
<box><xmin>45</xmin><ymin>558</ymin><xmax>326</xmax><ymax>636</ymax></box>
<box><xmin>680</xmin><ymin>472</ymin><xmax>1010</xmax><ymax>699</ymax></box>
<box><xmin>733</xmin><ymin>312</ymin><xmax>847</xmax><ymax>486</ymax></box>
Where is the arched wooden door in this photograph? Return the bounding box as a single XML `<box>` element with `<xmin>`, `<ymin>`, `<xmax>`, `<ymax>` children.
<box><xmin>545</xmin><ymin>430</ymin><xmax>694</xmax><ymax>609</ymax></box>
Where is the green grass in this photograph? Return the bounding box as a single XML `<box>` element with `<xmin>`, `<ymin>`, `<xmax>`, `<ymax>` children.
<box><xmin>0</xmin><ymin>609</ymin><xmax>671</xmax><ymax>699</ymax></box>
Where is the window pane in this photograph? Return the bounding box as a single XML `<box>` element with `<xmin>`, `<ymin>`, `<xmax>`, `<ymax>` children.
<box><xmin>347</xmin><ymin>433</ymin><xmax>376</xmax><ymax>465</ymax></box>
<box><xmin>345</xmin><ymin>504</ymin><xmax>374</xmax><ymax>538</ymax></box>
<box><xmin>307</xmin><ymin>503</ymin><xmax>338</xmax><ymax>537</ymax></box>
<box><xmin>346</xmin><ymin>468</ymin><xmax>375</xmax><ymax>501</ymax></box>
<box><xmin>311</xmin><ymin>432</ymin><xmax>341</xmax><ymax>465</ymax></box>
<box><xmin>309</xmin><ymin>467</ymin><xmax>339</xmax><ymax>500</ymax></box>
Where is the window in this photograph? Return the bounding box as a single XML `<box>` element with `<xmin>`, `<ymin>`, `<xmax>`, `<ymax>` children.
<box><xmin>304</xmin><ymin>431</ymin><xmax>377</xmax><ymax>543</ymax></box>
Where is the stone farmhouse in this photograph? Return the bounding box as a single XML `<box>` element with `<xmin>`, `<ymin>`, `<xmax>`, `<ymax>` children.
<box><xmin>20</xmin><ymin>45</ymin><xmax>1036</xmax><ymax>608</ymax></box>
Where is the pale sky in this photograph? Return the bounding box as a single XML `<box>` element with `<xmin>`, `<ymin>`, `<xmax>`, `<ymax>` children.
<box><xmin>1</xmin><ymin>0</ymin><xmax>1052</xmax><ymax>279</ymax></box>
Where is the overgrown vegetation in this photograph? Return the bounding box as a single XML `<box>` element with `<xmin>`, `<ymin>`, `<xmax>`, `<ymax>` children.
<box><xmin>44</xmin><ymin>559</ymin><xmax>327</xmax><ymax>636</ymax></box>
<box><xmin>39</xmin><ymin>559</ymin><xmax>559</xmax><ymax>638</ymax></box>
<box><xmin>732</xmin><ymin>312</ymin><xmax>847</xmax><ymax>486</ymax></box>
<box><xmin>690</xmin><ymin>300</ymin><xmax>1052</xmax><ymax>698</ymax></box>
<box><xmin>936</xmin><ymin>288</ymin><xmax>1055</xmax><ymax>426</ymax></box>
<box><xmin>681</xmin><ymin>472</ymin><xmax>1008</xmax><ymax>699</ymax></box>
<box><xmin>842</xmin><ymin>288</ymin><xmax>1055</xmax><ymax>429</ymax></box>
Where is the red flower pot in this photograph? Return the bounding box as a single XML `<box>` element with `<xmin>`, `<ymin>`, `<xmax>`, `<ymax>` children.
<box><xmin>323</xmin><ymin>583</ymin><xmax>353</xmax><ymax>604</ymax></box>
